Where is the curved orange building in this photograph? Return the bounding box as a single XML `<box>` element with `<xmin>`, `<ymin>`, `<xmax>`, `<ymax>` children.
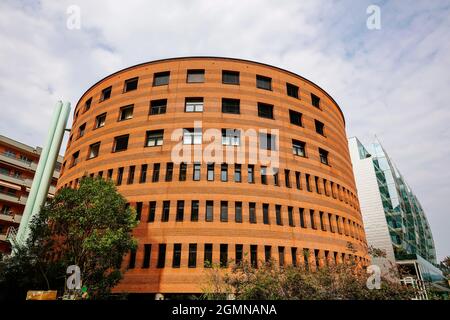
<box><xmin>57</xmin><ymin>57</ymin><xmax>368</xmax><ymax>297</ymax></box>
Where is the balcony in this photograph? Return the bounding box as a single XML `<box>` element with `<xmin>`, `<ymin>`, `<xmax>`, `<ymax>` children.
<box><xmin>0</xmin><ymin>192</ymin><xmax>28</xmax><ymax>205</ymax></box>
<box><xmin>0</xmin><ymin>152</ymin><xmax>36</xmax><ymax>170</ymax></box>
<box><xmin>0</xmin><ymin>213</ymin><xmax>22</xmax><ymax>223</ymax></box>
<box><xmin>0</xmin><ymin>171</ymin><xmax>32</xmax><ymax>188</ymax></box>
<box><xmin>0</xmin><ymin>233</ymin><xmax>7</xmax><ymax>242</ymax></box>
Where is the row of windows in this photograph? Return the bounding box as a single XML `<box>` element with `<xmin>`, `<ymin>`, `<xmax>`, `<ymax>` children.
<box><xmin>63</xmin><ymin>163</ymin><xmax>359</xmax><ymax>210</ymax></box>
<box><xmin>75</xmin><ymin>68</ymin><xmax>323</xmax><ymax>119</ymax></box>
<box><xmin>127</xmin><ymin>243</ymin><xmax>365</xmax><ymax>270</ymax></box>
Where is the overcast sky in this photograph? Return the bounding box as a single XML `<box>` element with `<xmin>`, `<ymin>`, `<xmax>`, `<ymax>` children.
<box><xmin>0</xmin><ymin>0</ymin><xmax>448</xmax><ymax>261</ymax></box>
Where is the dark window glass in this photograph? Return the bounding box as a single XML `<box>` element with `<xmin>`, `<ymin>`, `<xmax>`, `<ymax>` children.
<box><xmin>291</xmin><ymin>247</ymin><xmax>298</xmax><ymax>266</ymax></box>
<box><xmin>145</xmin><ymin>130</ymin><xmax>164</xmax><ymax>147</ymax></box>
<box><xmin>88</xmin><ymin>142</ymin><xmax>100</xmax><ymax>159</ymax></box>
<box><xmin>257</xmin><ymin>102</ymin><xmax>274</xmax><ymax>119</ymax></box>
<box><xmin>315</xmin><ymin>120</ymin><xmax>325</xmax><ymax>136</ymax></box>
<box><xmin>265</xmin><ymin>246</ymin><xmax>272</xmax><ymax>263</ymax></box>
<box><xmin>193</xmin><ymin>163</ymin><xmax>201</xmax><ymax>181</ymax></box>
<box><xmin>276</xmin><ymin>205</ymin><xmax>282</xmax><ymax>226</ymax></box>
<box><xmin>319</xmin><ymin>148</ymin><xmax>329</xmax><ymax>165</ymax></box>
<box><xmin>207</xmin><ymin>163</ymin><xmax>214</xmax><ymax>181</ymax></box>
<box><xmin>140</xmin><ymin>164</ymin><xmax>147</xmax><ymax>183</ymax></box>
<box><xmin>185</xmin><ymin>97</ymin><xmax>204</xmax><ymax>112</ymax></box>
<box><xmin>142</xmin><ymin>244</ymin><xmax>151</xmax><ymax>268</ymax></box>
<box><xmin>204</xmin><ymin>244</ymin><xmax>213</xmax><ymax>267</ymax></box>
<box><xmin>113</xmin><ymin>135</ymin><xmax>129</xmax><ymax>152</ymax></box>
<box><xmin>101</xmin><ymin>86</ymin><xmax>112</xmax><ymax>101</ymax></box>
<box><xmin>292</xmin><ymin>139</ymin><xmax>306</xmax><ymax>157</ymax></box>
<box><xmin>286</xmin><ymin>83</ymin><xmax>299</xmax><ymax>98</ymax></box>
<box><xmin>188</xmin><ymin>244</ymin><xmax>197</xmax><ymax>268</ymax></box>
<box><xmin>304</xmin><ymin>249</ymin><xmax>310</xmax><ymax>270</ymax></box>
<box><xmin>263</xmin><ymin>203</ymin><xmax>269</xmax><ymax>225</ymax></box>
<box><xmin>152</xmin><ymin>163</ymin><xmax>160</xmax><ymax>182</ymax></box>
<box><xmin>261</xmin><ymin>166</ymin><xmax>267</xmax><ymax>184</ymax></box>
<box><xmin>222</xmin><ymin>70</ymin><xmax>240</xmax><ymax>84</ymax></box>
<box><xmin>179</xmin><ymin>163</ymin><xmax>187</xmax><ymax>181</ymax></box>
<box><xmin>191</xmin><ymin>200</ymin><xmax>199</xmax><ymax>221</ymax></box>
<box><xmin>235</xmin><ymin>244</ymin><xmax>243</xmax><ymax>265</ymax></box>
<box><xmin>128</xmin><ymin>248</ymin><xmax>136</xmax><ymax>269</ymax></box>
<box><xmin>206</xmin><ymin>200</ymin><xmax>214</xmax><ymax>222</ymax></box>
<box><xmin>220</xmin><ymin>201</ymin><xmax>228</xmax><ymax>222</ymax></box>
<box><xmin>234</xmin><ymin>164</ymin><xmax>241</xmax><ymax>182</ymax></box>
<box><xmin>78</xmin><ymin>123</ymin><xmax>86</xmax><ymax>138</ymax></box>
<box><xmin>259</xmin><ymin>132</ymin><xmax>276</xmax><ymax>150</ymax></box>
<box><xmin>247</xmin><ymin>165</ymin><xmax>255</xmax><ymax>183</ymax></box>
<box><xmin>176</xmin><ymin>200</ymin><xmax>184</xmax><ymax>222</ymax></box>
<box><xmin>273</xmin><ymin>171</ymin><xmax>279</xmax><ymax>186</ymax></box>
<box><xmin>289</xmin><ymin>110</ymin><xmax>303</xmax><ymax>126</ymax></box>
<box><xmin>235</xmin><ymin>201</ymin><xmax>242</xmax><ymax>223</ymax></box>
<box><xmin>172</xmin><ymin>244</ymin><xmax>181</xmax><ymax>268</ymax></box>
<box><xmin>305</xmin><ymin>174</ymin><xmax>312</xmax><ymax>192</ymax></box>
<box><xmin>250</xmin><ymin>245</ymin><xmax>258</xmax><ymax>268</ymax></box>
<box><xmin>153</xmin><ymin>71</ymin><xmax>170</xmax><ymax>86</ymax></box>
<box><xmin>222</xmin><ymin>128</ymin><xmax>241</xmax><ymax>146</ymax></box>
<box><xmin>95</xmin><ymin>113</ymin><xmax>106</xmax><ymax>128</ymax></box>
<box><xmin>285</xmin><ymin>169</ymin><xmax>291</xmax><ymax>188</ymax></box>
<box><xmin>165</xmin><ymin>162</ymin><xmax>173</xmax><ymax>182</ymax></box>
<box><xmin>135</xmin><ymin>202</ymin><xmax>142</xmax><ymax>221</ymax></box>
<box><xmin>148</xmin><ymin>201</ymin><xmax>156</xmax><ymax>222</ymax></box>
<box><xmin>150</xmin><ymin>99</ymin><xmax>167</xmax><ymax>115</ymax></box>
<box><xmin>157</xmin><ymin>244</ymin><xmax>166</xmax><ymax>268</ymax></box>
<box><xmin>220</xmin><ymin>244</ymin><xmax>228</xmax><ymax>268</ymax></box>
<box><xmin>161</xmin><ymin>200</ymin><xmax>170</xmax><ymax>222</ymax></box>
<box><xmin>278</xmin><ymin>246</ymin><xmax>285</xmax><ymax>267</ymax></box>
<box><xmin>107</xmin><ymin>169</ymin><xmax>113</xmax><ymax>180</ymax></box>
<box><xmin>84</xmin><ymin>97</ymin><xmax>92</xmax><ymax>111</ymax></box>
<box><xmin>288</xmin><ymin>206</ymin><xmax>294</xmax><ymax>227</ymax></box>
<box><xmin>124</xmin><ymin>77</ymin><xmax>138</xmax><ymax>92</ymax></box>
<box><xmin>315</xmin><ymin>176</ymin><xmax>321</xmax><ymax>194</ymax></box>
<box><xmin>299</xmin><ymin>208</ymin><xmax>306</xmax><ymax>228</ymax></box>
<box><xmin>220</xmin><ymin>163</ymin><xmax>228</xmax><ymax>182</ymax></box>
<box><xmin>127</xmin><ymin>165</ymin><xmax>135</xmax><ymax>184</ymax></box>
<box><xmin>249</xmin><ymin>202</ymin><xmax>256</xmax><ymax>224</ymax></box>
<box><xmin>117</xmin><ymin>167</ymin><xmax>124</xmax><ymax>185</ymax></box>
<box><xmin>311</xmin><ymin>93</ymin><xmax>320</xmax><ymax>108</ymax></box>
<box><xmin>320</xmin><ymin>211</ymin><xmax>326</xmax><ymax>231</ymax></box>
<box><xmin>310</xmin><ymin>209</ymin><xmax>316</xmax><ymax>229</ymax></box>
<box><xmin>222</xmin><ymin>98</ymin><xmax>240</xmax><ymax>114</ymax></box>
<box><xmin>256</xmin><ymin>75</ymin><xmax>272</xmax><ymax>90</ymax></box>
<box><xmin>295</xmin><ymin>171</ymin><xmax>301</xmax><ymax>189</ymax></box>
<box><xmin>187</xmin><ymin>69</ymin><xmax>205</xmax><ymax>83</ymax></box>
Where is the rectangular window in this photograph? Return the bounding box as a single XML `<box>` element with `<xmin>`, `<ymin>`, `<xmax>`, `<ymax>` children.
<box><xmin>263</xmin><ymin>203</ymin><xmax>269</xmax><ymax>225</ymax></box>
<box><xmin>303</xmin><ymin>249</ymin><xmax>310</xmax><ymax>270</ymax></box>
<box><xmin>157</xmin><ymin>244</ymin><xmax>166</xmax><ymax>268</ymax></box>
<box><xmin>176</xmin><ymin>200</ymin><xmax>184</xmax><ymax>222</ymax></box>
<box><xmin>113</xmin><ymin>134</ymin><xmax>129</xmax><ymax>152</ymax></box>
<box><xmin>259</xmin><ymin>132</ymin><xmax>276</xmax><ymax>150</ymax></box>
<box><xmin>206</xmin><ymin>200</ymin><xmax>214</xmax><ymax>222</ymax></box>
<box><xmin>150</xmin><ymin>99</ymin><xmax>167</xmax><ymax>115</ymax></box>
<box><xmin>179</xmin><ymin>162</ymin><xmax>187</xmax><ymax>181</ymax></box>
<box><xmin>311</xmin><ymin>93</ymin><xmax>320</xmax><ymax>108</ymax></box>
<box><xmin>204</xmin><ymin>244</ymin><xmax>213</xmax><ymax>268</ymax></box>
<box><xmin>117</xmin><ymin>167</ymin><xmax>124</xmax><ymax>186</ymax></box>
<box><xmin>288</xmin><ymin>206</ymin><xmax>294</xmax><ymax>227</ymax></box>
<box><xmin>292</xmin><ymin>139</ymin><xmax>306</xmax><ymax>157</ymax></box>
<box><xmin>235</xmin><ymin>244</ymin><xmax>243</xmax><ymax>265</ymax></box>
<box><xmin>305</xmin><ymin>173</ymin><xmax>312</xmax><ymax>192</ymax></box>
<box><xmin>172</xmin><ymin>244</ymin><xmax>181</xmax><ymax>268</ymax></box>
<box><xmin>124</xmin><ymin>77</ymin><xmax>138</xmax><ymax>92</ymax></box>
<box><xmin>84</xmin><ymin>97</ymin><xmax>92</xmax><ymax>111</ymax></box>
<box><xmin>148</xmin><ymin>201</ymin><xmax>156</xmax><ymax>222</ymax></box>
<box><xmin>250</xmin><ymin>245</ymin><xmax>258</xmax><ymax>268</ymax></box>
<box><xmin>220</xmin><ymin>163</ymin><xmax>228</xmax><ymax>182</ymax></box>
<box><xmin>165</xmin><ymin>162</ymin><xmax>173</xmax><ymax>182</ymax></box>
<box><xmin>100</xmin><ymin>86</ymin><xmax>112</xmax><ymax>101</ymax></box>
<box><xmin>249</xmin><ymin>202</ymin><xmax>256</xmax><ymax>224</ymax></box>
<box><xmin>265</xmin><ymin>245</ymin><xmax>272</xmax><ymax>263</ymax></box>
<box><xmin>234</xmin><ymin>164</ymin><xmax>241</xmax><ymax>182</ymax></box>
<box><xmin>193</xmin><ymin>163</ymin><xmax>201</xmax><ymax>181</ymax></box>
<box><xmin>257</xmin><ymin>102</ymin><xmax>274</xmax><ymax>119</ymax></box>
<box><xmin>247</xmin><ymin>165</ymin><xmax>255</xmax><ymax>183</ymax></box>
<box><xmin>222</xmin><ymin>98</ymin><xmax>240</xmax><ymax>114</ymax></box>
<box><xmin>88</xmin><ymin>142</ymin><xmax>100</xmax><ymax>159</ymax></box>
<box><xmin>183</xmin><ymin>128</ymin><xmax>202</xmax><ymax>145</ymax></box>
<box><xmin>222</xmin><ymin>70</ymin><xmax>240</xmax><ymax>84</ymax></box>
<box><xmin>291</xmin><ymin>247</ymin><xmax>297</xmax><ymax>267</ymax></box>
<box><xmin>127</xmin><ymin>165</ymin><xmax>135</xmax><ymax>184</ymax></box>
<box><xmin>289</xmin><ymin>110</ymin><xmax>303</xmax><ymax>126</ymax></box>
<box><xmin>320</xmin><ymin>211</ymin><xmax>326</xmax><ymax>231</ymax></box>
<box><xmin>95</xmin><ymin>113</ymin><xmax>106</xmax><ymax>129</ymax></box>
<box><xmin>221</xmin><ymin>129</ymin><xmax>241</xmax><ymax>146</ymax></box>
<box><xmin>140</xmin><ymin>164</ymin><xmax>147</xmax><ymax>183</ymax></box>
<box><xmin>128</xmin><ymin>248</ymin><xmax>136</xmax><ymax>269</ymax></box>
<box><xmin>285</xmin><ymin>169</ymin><xmax>291</xmax><ymax>188</ymax></box>
<box><xmin>278</xmin><ymin>247</ymin><xmax>285</xmax><ymax>267</ymax></box>
<box><xmin>319</xmin><ymin>148</ymin><xmax>329</xmax><ymax>165</ymax></box>
<box><xmin>273</xmin><ymin>171</ymin><xmax>279</xmax><ymax>186</ymax></box>
<box><xmin>315</xmin><ymin>176</ymin><xmax>321</xmax><ymax>194</ymax></box>
<box><xmin>276</xmin><ymin>205</ymin><xmax>282</xmax><ymax>226</ymax></box>
<box><xmin>119</xmin><ymin>105</ymin><xmax>133</xmax><ymax>121</ymax></box>
<box><xmin>299</xmin><ymin>208</ymin><xmax>306</xmax><ymax>228</ymax></box>
<box><xmin>286</xmin><ymin>83</ymin><xmax>299</xmax><ymax>98</ymax></box>
<box><xmin>161</xmin><ymin>200</ymin><xmax>170</xmax><ymax>222</ymax></box>
<box><xmin>220</xmin><ymin>201</ymin><xmax>228</xmax><ymax>222</ymax></box>
<box><xmin>153</xmin><ymin>71</ymin><xmax>170</xmax><ymax>86</ymax></box>
<box><xmin>78</xmin><ymin>123</ymin><xmax>86</xmax><ymax>138</ymax></box>
<box><xmin>235</xmin><ymin>201</ymin><xmax>242</xmax><ymax>223</ymax></box>
<box><xmin>315</xmin><ymin>120</ymin><xmax>325</xmax><ymax>136</ymax></box>
<box><xmin>329</xmin><ymin>213</ymin><xmax>334</xmax><ymax>233</ymax></box>
<box><xmin>185</xmin><ymin>97</ymin><xmax>204</xmax><ymax>112</ymax></box>
<box><xmin>261</xmin><ymin>166</ymin><xmax>267</xmax><ymax>184</ymax></box>
<box><xmin>187</xmin><ymin>69</ymin><xmax>205</xmax><ymax>83</ymax></box>
<box><xmin>188</xmin><ymin>244</ymin><xmax>197</xmax><ymax>268</ymax></box>
<box><xmin>191</xmin><ymin>200</ymin><xmax>199</xmax><ymax>221</ymax></box>
<box><xmin>135</xmin><ymin>202</ymin><xmax>142</xmax><ymax>221</ymax></box>
<box><xmin>107</xmin><ymin>168</ymin><xmax>113</xmax><ymax>180</ymax></box>
<box><xmin>142</xmin><ymin>244</ymin><xmax>151</xmax><ymax>268</ymax></box>
<box><xmin>220</xmin><ymin>244</ymin><xmax>228</xmax><ymax>268</ymax></box>
<box><xmin>207</xmin><ymin>163</ymin><xmax>214</xmax><ymax>181</ymax></box>
<box><xmin>256</xmin><ymin>75</ymin><xmax>272</xmax><ymax>90</ymax></box>
<box><xmin>152</xmin><ymin>163</ymin><xmax>160</xmax><ymax>182</ymax></box>
<box><xmin>310</xmin><ymin>210</ymin><xmax>316</xmax><ymax>229</ymax></box>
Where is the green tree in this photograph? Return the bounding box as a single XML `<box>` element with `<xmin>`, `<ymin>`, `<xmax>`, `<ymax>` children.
<box><xmin>0</xmin><ymin>177</ymin><xmax>137</xmax><ymax>300</ymax></box>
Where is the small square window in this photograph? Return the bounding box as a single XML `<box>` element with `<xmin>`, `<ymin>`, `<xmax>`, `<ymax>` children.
<box><xmin>315</xmin><ymin>120</ymin><xmax>325</xmax><ymax>136</ymax></box>
<box><xmin>153</xmin><ymin>71</ymin><xmax>170</xmax><ymax>86</ymax></box>
<box><xmin>124</xmin><ymin>77</ymin><xmax>138</xmax><ymax>92</ymax></box>
<box><xmin>187</xmin><ymin>69</ymin><xmax>205</xmax><ymax>83</ymax></box>
<box><xmin>221</xmin><ymin>129</ymin><xmax>241</xmax><ymax>146</ymax></box>
<box><xmin>145</xmin><ymin>130</ymin><xmax>164</xmax><ymax>147</ymax></box>
<box><xmin>222</xmin><ymin>98</ymin><xmax>240</xmax><ymax>114</ymax></box>
<box><xmin>286</xmin><ymin>83</ymin><xmax>299</xmax><ymax>98</ymax></box>
<box><xmin>256</xmin><ymin>75</ymin><xmax>272</xmax><ymax>90</ymax></box>
<box><xmin>292</xmin><ymin>139</ymin><xmax>306</xmax><ymax>157</ymax></box>
<box><xmin>289</xmin><ymin>110</ymin><xmax>302</xmax><ymax>126</ymax></box>
<box><xmin>185</xmin><ymin>98</ymin><xmax>204</xmax><ymax>112</ymax></box>
<box><xmin>113</xmin><ymin>135</ymin><xmax>129</xmax><ymax>152</ymax></box>
<box><xmin>84</xmin><ymin>97</ymin><xmax>92</xmax><ymax>112</ymax></box>
<box><xmin>319</xmin><ymin>148</ymin><xmax>329</xmax><ymax>165</ymax></box>
<box><xmin>88</xmin><ymin>142</ymin><xmax>100</xmax><ymax>159</ymax></box>
<box><xmin>183</xmin><ymin>128</ymin><xmax>202</xmax><ymax>145</ymax></box>
<box><xmin>259</xmin><ymin>132</ymin><xmax>277</xmax><ymax>151</ymax></box>
<box><xmin>311</xmin><ymin>93</ymin><xmax>320</xmax><ymax>108</ymax></box>
<box><xmin>100</xmin><ymin>86</ymin><xmax>112</xmax><ymax>101</ymax></box>
<box><xmin>258</xmin><ymin>102</ymin><xmax>274</xmax><ymax>119</ymax></box>
<box><xmin>222</xmin><ymin>70</ymin><xmax>239</xmax><ymax>84</ymax></box>
<box><xmin>95</xmin><ymin>113</ymin><xmax>106</xmax><ymax>129</ymax></box>
<box><xmin>150</xmin><ymin>99</ymin><xmax>167</xmax><ymax>115</ymax></box>
<box><xmin>119</xmin><ymin>105</ymin><xmax>134</xmax><ymax>121</ymax></box>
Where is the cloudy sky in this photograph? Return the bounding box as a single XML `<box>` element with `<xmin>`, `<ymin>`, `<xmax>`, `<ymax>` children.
<box><xmin>0</xmin><ymin>0</ymin><xmax>449</xmax><ymax>261</ymax></box>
